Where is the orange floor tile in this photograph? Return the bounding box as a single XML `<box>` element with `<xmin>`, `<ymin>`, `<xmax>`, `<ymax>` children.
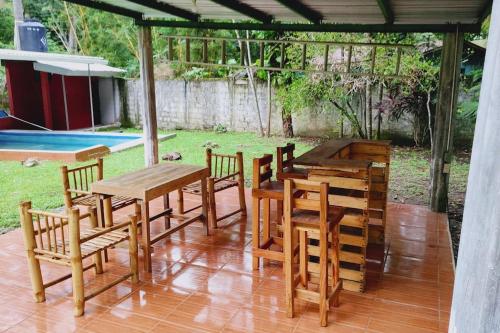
<box><xmin>0</xmin><ymin>189</ymin><xmax>454</xmax><ymax>332</ymax></box>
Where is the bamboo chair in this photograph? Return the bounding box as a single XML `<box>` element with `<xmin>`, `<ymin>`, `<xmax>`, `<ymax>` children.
<box><xmin>283</xmin><ymin>179</ymin><xmax>344</xmax><ymax>327</ymax></box>
<box><xmin>61</xmin><ymin>158</ymin><xmax>139</xmax><ymax>228</ymax></box>
<box><xmin>179</xmin><ymin>149</ymin><xmax>246</xmax><ymax>228</ymax></box>
<box><xmin>276</xmin><ymin>143</ymin><xmax>307</xmax><ymax>181</ymax></box>
<box><xmin>19</xmin><ymin>201</ymin><xmax>139</xmax><ymax>317</ymax></box>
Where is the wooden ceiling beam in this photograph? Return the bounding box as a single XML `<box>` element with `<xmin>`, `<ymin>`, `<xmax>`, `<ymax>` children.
<box><xmin>375</xmin><ymin>0</ymin><xmax>394</xmax><ymax>24</ymax></box>
<box><xmin>273</xmin><ymin>0</ymin><xmax>323</xmax><ymax>24</ymax></box>
<box><xmin>64</xmin><ymin>0</ymin><xmax>143</xmax><ymax>19</ymax></box>
<box><xmin>208</xmin><ymin>0</ymin><xmax>273</xmax><ymax>23</ymax></box>
<box><xmin>127</xmin><ymin>0</ymin><xmax>199</xmax><ymax>21</ymax></box>
<box><xmin>137</xmin><ymin>20</ymin><xmax>481</xmax><ymax>33</ymax></box>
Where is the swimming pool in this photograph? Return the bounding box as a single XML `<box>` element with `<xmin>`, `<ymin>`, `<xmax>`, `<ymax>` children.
<box><xmin>0</xmin><ymin>130</ymin><xmax>174</xmax><ymax>162</ymax></box>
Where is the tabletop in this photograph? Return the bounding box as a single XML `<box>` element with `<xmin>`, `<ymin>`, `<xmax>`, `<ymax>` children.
<box><xmin>293</xmin><ymin>138</ymin><xmax>390</xmax><ymax>172</ymax></box>
<box><xmin>91</xmin><ymin>162</ymin><xmax>209</xmax><ymax>201</ymax></box>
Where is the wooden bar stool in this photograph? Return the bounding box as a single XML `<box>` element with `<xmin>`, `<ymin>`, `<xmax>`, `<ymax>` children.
<box><xmin>252</xmin><ymin>154</ymin><xmax>302</xmax><ymax>269</ymax></box>
<box><xmin>276</xmin><ymin>143</ymin><xmax>308</xmax><ymax>181</ymax></box>
<box><xmin>283</xmin><ymin>179</ymin><xmax>344</xmax><ymax>327</ymax></box>
<box><xmin>252</xmin><ymin>154</ymin><xmax>285</xmax><ymax>269</ymax></box>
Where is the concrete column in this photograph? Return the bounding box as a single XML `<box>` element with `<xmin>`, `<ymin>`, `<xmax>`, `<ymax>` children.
<box><xmin>449</xmin><ymin>2</ymin><xmax>500</xmax><ymax>331</ymax></box>
<box><xmin>138</xmin><ymin>25</ymin><xmax>158</xmax><ymax>166</ymax></box>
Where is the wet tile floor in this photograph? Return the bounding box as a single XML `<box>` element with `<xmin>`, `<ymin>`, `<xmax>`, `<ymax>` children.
<box><xmin>0</xmin><ymin>189</ymin><xmax>454</xmax><ymax>332</ymax></box>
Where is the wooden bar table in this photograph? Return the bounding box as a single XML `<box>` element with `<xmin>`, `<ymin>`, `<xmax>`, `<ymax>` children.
<box><xmin>292</xmin><ymin>138</ymin><xmax>391</xmax><ymax>292</ymax></box>
<box><xmin>91</xmin><ymin>162</ymin><xmax>210</xmax><ymax>272</ymax></box>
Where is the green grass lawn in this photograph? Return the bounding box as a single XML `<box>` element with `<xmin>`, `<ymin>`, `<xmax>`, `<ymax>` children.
<box><xmin>0</xmin><ymin>129</ymin><xmax>312</xmax><ymax>231</ymax></box>
<box><xmin>0</xmin><ymin>129</ymin><xmax>470</xmax><ymax>232</ymax></box>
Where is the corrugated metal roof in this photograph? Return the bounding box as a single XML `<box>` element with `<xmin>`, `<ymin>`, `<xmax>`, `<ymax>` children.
<box><xmin>0</xmin><ymin>49</ymin><xmax>108</xmax><ymax>64</ymax></box>
<box><xmin>33</xmin><ymin>61</ymin><xmax>125</xmax><ymax>77</ymax></box>
<box><xmin>75</xmin><ymin>0</ymin><xmax>489</xmax><ymax>25</ymax></box>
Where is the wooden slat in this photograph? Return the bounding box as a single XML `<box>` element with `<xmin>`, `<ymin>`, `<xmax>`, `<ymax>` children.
<box><xmin>340</xmin><ymin>234</ymin><xmax>366</xmax><ymax>247</ymax></box>
<box><xmin>309</xmin><ymin>174</ymin><xmax>369</xmax><ymax>191</ymax></box>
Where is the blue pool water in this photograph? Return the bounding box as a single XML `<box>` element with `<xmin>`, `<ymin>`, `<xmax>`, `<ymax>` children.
<box><xmin>0</xmin><ymin>131</ymin><xmax>141</xmax><ymax>151</ymax></box>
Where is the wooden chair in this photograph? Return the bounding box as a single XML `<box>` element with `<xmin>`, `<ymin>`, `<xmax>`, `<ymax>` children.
<box><xmin>283</xmin><ymin>179</ymin><xmax>344</xmax><ymax>327</ymax></box>
<box><xmin>61</xmin><ymin>158</ymin><xmax>139</xmax><ymax>228</ymax></box>
<box><xmin>252</xmin><ymin>154</ymin><xmax>303</xmax><ymax>269</ymax></box>
<box><xmin>276</xmin><ymin>143</ymin><xmax>308</xmax><ymax>181</ymax></box>
<box><xmin>179</xmin><ymin>149</ymin><xmax>246</xmax><ymax>228</ymax></box>
<box><xmin>19</xmin><ymin>201</ymin><xmax>139</xmax><ymax>316</ymax></box>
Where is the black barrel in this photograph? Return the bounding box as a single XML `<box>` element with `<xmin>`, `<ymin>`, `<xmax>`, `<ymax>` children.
<box><xmin>19</xmin><ymin>19</ymin><xmax>48</xmax><ymax>52</ymax></box>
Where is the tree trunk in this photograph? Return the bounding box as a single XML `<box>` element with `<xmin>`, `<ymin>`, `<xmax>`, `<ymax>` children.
<box><xmin>282</xmin><ymin>109</ymin><xmax>294</xmax><ymax>138</ymax></box>
<box><xmin>377</xmin><ymin>83</ymin><xmax>383</xmax><ymax>139</ymax></box>
<box><xmin>13</xmin><ymin>0</ymin><xmax>24</xmax><ymax>50</ymax></box>
<box><xmin>366</xmin><ymin>81</ymin><xmax>373</xmax><ymax>139</ymax></box>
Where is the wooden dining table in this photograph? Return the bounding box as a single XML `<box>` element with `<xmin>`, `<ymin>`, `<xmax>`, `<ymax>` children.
<box><xmin>91</xmin><ymin>162</ymin><xmax>210</xmax><ymax>272</ymax></box>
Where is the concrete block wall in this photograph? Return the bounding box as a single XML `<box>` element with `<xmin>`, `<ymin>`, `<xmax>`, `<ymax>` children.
<box><xmin>126</xmin><ymin>78</ymin><xmax>412</xmax><ymax>138</ymax></box>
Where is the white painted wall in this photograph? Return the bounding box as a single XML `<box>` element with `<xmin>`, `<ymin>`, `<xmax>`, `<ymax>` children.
<box><xmin>449</xmin><ymin>1</ymin><xmax>500</xmax><ymax>332</ymax></box>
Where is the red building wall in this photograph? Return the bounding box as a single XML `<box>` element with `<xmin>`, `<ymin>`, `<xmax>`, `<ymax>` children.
<box><xmin>4</xmin><ymin>60</ymin><xmax>93</xmax><ymax>131</ymax></box>
<box><xmin>5</xmin><ymin>61</ymin><xmax>45</xmax><ymax>128</ymax></box>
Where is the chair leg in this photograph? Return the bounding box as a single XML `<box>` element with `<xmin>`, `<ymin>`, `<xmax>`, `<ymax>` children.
<box><xmin>27</xmin><ymin>255</ymin><xmax>45</xmax><ymax>302</ymax></box>
<box><xmin>94</xmin><ymin>251</ymin><xmax>103</xmax><ymax>274</ymax></box>
<box><xmin>331</xmin><ymin>225</ymin><xmax>340</xmax><ymax>307</ymax></box>
<box><xmin>252</xmin><ymin>197</ymin><xmax>261</xmax><ymax>270</ymax></box>
<box><xmin>135</xmin><ymin>202</ymin><xmax>142</xmax><ymax>235</ymax></box>
<box><xmin>177</xmin><ymin>189</ymin><xmax>184</xmax><ymax>214</ymax></box>
<box><xmin>20</xmin><ymin>202</ymin><xmax>46</xmax><ymax>303</ymax></box>
<box><xmin>284</xmin><ymin>224</ymin><xmax>295</xmax><ymax>319</ymax></box>
<box><xmin>129</xmin><ymin>215</ymin><xmax>139</xmax><ymax>284</ymax></box>
<box><xmin>276</xmin><ymin>200</ymin><xmax>283</xmax><ymax>225</ymax></box>
<box><xmin>262</xmin><ymin>198</ymin><xmax>271</xmax><ymax>266</ymax></box>
<box><xmin>208</xmin><ymin>178</ymin><xmax>217</xmax><ymax>229</ymax></box>
<box><xmin>299</xmin><ymin>230</ymin><xmax>308</xmax><ymax>287</ymax></box>
<box><xmin>71</xmin><ymin>259</ymin><xmax>85</xmax><ymax>317</ymax></box>
<box><xmin>238</xmin><ymin>177</ymin><xmax>247</xmax><ymax>216</ymax></box>
<box><xmin>319</xmin><ymin>230</ymin><xmax>329</xmax><ymax>327</ymax></box>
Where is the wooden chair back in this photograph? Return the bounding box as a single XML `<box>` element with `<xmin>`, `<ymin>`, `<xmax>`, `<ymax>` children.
<box><xmin>61</xmin><ymin>158</ymin><xmax>103</xmax><ymax>208</ymax></box>
<box><xmin>283</xmin><ymin>179</ymin><xmax>329</xmax><ymax>230</ymax></box>
<box><xmin>206</xmin><ymin>148</ymin><xmax>244</xmax><ymax>181</ymax></box>
<box><xmin>252</xmin><ymin>154</ymin><xmax>273</xmax><ymax>189</ymax></box>
<box><xmin>19</xmin><ymin>201</ymin><xmax>95</xmax><ymax>260</ymax></box>
<box><xmin>277</xmin><ymin>143</ymin><xmax>296</xmax><ymax>174</ymax></box>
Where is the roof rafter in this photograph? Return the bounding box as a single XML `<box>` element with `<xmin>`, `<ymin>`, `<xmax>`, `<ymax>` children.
<box><xmin>208</xmin><ymin>0</ymin><xmax>273</xmax><ymax>23</ymax></box>
<box><xmin>273</xmin><ymin>0</ymin><xmax>323</xmax><ymax>24</ymax></box>
<box><xmin>127</xmin><ymin>0</ymin><xmax>199</xmax><ymax>21</ymax></box>
<box><xmin>375</xmin><ymin>0</ymin><xmax>394</xmax><ymax>24</ymax></box>
<box><xmin>478</xmin><ymin>0</ymin><xmax>493</xmax><ymax>24</ymax></box>
<box><xmin>137</xmin><ymin>19</ymin><xmax>481</xmax><ymax>33</ymax></box>
<box><xmin>64</xmin><ymin>0</ymin><xmax>143</xmax><ymax>19</ymax></box>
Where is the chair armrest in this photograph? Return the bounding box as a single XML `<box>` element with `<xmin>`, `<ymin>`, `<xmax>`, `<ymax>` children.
<box><xmin>213</xmin><ymin>172</ymin><xmax>240</xmax><ymax>183</ymax></box>
<box><xmin>68</xmin><ymin>189</ymin><xmax>92</xmax><ymax>196</ymax></box>
<box><xmin>80</xmin><ymin>220</ymin><xmax>131</xmax><ymax>243</ymax></box>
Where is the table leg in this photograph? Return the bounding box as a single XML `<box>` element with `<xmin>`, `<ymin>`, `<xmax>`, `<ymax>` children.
<box><xmin>163</xmin><ymin>193</ymin><xmax>171</xmax><ymax>229</ymax></box>
<box><xmin>95</xmin><ymin>194</ymin><xmax>104</xmax><ymax>228</ymax></box>
<box><xmin>200</xmin><ymin>177</ymin><xmax>209</xmax><ymax>235</ymax></box>
<box><xmin>140</xmin><ymin>200</ymin><xmax>152</xmax><ymax>272</ymax></box>
<box><xmin>103</xmin><ymin>196</ymin><xmax>113</xmax><ymax>228</ymax></box>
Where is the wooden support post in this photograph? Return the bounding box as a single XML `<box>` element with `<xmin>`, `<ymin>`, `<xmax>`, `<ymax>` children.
<box><xmin>138</xmin><ymin>26</ymin><xmax>159</xmax><ymax>167</ymax></box>
<box><xmin>430</xmin><ymin>31</ymin><xmax>463</xmax><ymax>212</ymax></box>
<box><xmin>450</xmin><ymin>2</ymin><xmax>500</xmax><ymax>330</ymax></box>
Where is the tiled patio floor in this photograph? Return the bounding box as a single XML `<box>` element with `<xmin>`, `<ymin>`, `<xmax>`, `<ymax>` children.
<box><xmin>0</xmin><ymin>189</ymin><xmax>454</xmax><ymax>332</ymax></box>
